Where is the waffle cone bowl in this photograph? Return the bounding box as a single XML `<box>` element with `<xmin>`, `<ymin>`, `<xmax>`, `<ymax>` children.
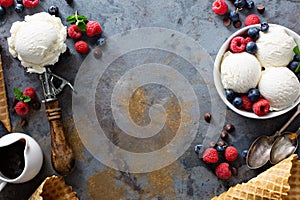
<box><xmin>212</xmin><ymin>154</ymin><xmax>300</xmax><ymax>200</ymax></box>
<box><xmin>0</xmin><ymin>55</ymin><xmax>11</xmax><ymax>132</ymax></box>
<box><xmin>29</xmin><ymin>176</ymin><xmax>78</xmax><ymax>200</ymax></box>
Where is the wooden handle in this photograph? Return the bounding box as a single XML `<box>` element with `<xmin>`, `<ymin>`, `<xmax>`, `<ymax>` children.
<box><xmin>45</xmin><ymin>99</ymin><xmax>75</xmax><ymax>175</ymax></box>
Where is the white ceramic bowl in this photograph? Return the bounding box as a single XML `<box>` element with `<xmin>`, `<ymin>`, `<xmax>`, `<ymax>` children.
<box><xmin>213</xmin><ymin>24</ymin><xmax>300</xmax><ymax>119</ymax></box>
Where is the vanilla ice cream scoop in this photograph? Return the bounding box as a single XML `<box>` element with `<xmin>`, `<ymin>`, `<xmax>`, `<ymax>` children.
<box><xmin>259</xmin><ymin>67</ymin><xmax>300</xmax><ymax>111</ymax></box>
<box><xmin>256</xmin><ymin>26</ymin><xmax>296</xmax><ymax>68</ymax></box>
<box><xmin>221</xmin><ymin>52</ymin><xmax>261</xmax><ymax>93</ymax></box>
<box><xmin>7</xmin><ymin>12</ymin><xmax>67</xmax><ymax>73</ymax></box>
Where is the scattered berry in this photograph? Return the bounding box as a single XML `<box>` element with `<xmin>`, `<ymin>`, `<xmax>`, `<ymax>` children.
<box><xmin>233</xmin><ymin>0</ymin><xmax>246</xmax><ymax>9</ymax></box>
<box><xmin>0</xmin><ymin>0</ymin><xmax>14</xmax><ymax>7</ymax></box>
<box><xmin>228</xmin><ymin>10</ymin><xmax>240</xmax><ymax>23</ymax></box>
<box><xmin>215</xmin><ymin>163</ymin><xmax>232</xmax><ymax>179</ymax></box>
<box><xmin>230</xmin><ymin>36</ymin><xmax>246</xmax><ymax>53</ymax></box>
<box><xmin>246</xmin><ymin>0</ymin><xmax>254</xmax><ymax>9</ymax></box>
<box><xmin>217</xmin><ymin>140</ymin><xmax>226</xmax><ymax>147</ymax></box>
<box><xmin>240</xmin><ymin>94</ymin><xmax>252</xmax><ymax>111</ymax></box>
<box><xmin>247</xmin><ymin>27</ymin><xmax>260</xmax><ymax>40</ymax></box>
<box><xmin>225</xmin><ymin>89</ymin><xmax>236</xmax><ymax>102</ymax></box>
<box><xmin>209</xmin><ymin>141</ymin><xmax>217</xmax><ymax>148</ymax></box>
<box><xmin>288</xmin><ymin>61</ymin><xmax>299</xmax><ymax>72</ymax></box>
<box><xmin>245</xmin><ymin>14</ymin><xmax>260</xmax><ymax>26</ymax></box>
<box><xmin>232</xmin><ymin>96</ymin><xmax>243</xmax><ymax>108</ymax></box>
<box><xmin>245</xmin><ymin>41</ymin><xmax>257</xmax><ymax>54</ymax></box>
<box><xmin>0</xmin><ymin>5</ymin><xmax>5</xmax><ymax>16</ymax></box>
<box><xmin>93</xmin><ymin>48</ymin><xmax>103</xmax><ymax>59</ymax></box>
<box><xmin>225</xmin><ymin>146</ymin><xmax>238</xmax><ymax>161</ymax></box>
<box><xmin>194</xmin><ymin>144</ymin><xmax>203</xmax><ymax>154</ymax></box>
<box><xmin>231</xmin><ymin>167</ymin><xmax>238</xmax><ymax>176</ymax></box>
<box><xmin>212</xmin><ymin>0</ymin><xmax>228</xmax><ymax>15</ymax></box>
<box><xmin>225</xmin><ymin>124</ymin><xmax>235</xmax><ymax>132</ymax></box>
<box><xmin>242</xmin><ymin>149</ymin><xmax>248</xmax><ymax>158</ymax></box>
<box><xmin>233</xmin><ymin>20</ymin><xmax>242</xmax><ymax>28</ymax></box>
<box><xmin>247</xmin><ymin>88</ymin><xmax>260</xmax><ymax>102</ymax></box>
<box><xmin>15</xmin><ymin>101</ymin><xmax>29</xmax><ymax>115</ymax></box>
<box><xmin>293</xmin><ymin>54</ymin><xmax>300</xmax><ymax>62</ymax></box>
<box><xmin>48</xmin><ymin>5</ymin><xmax>59</xmax><ymax>17</ymax></box>
<box><xmin>16</xmin><ymin>0</ymin><xmax>22</xmax><ymax>3</ymax></box>
<box><xmin>223</xmin><ymin>17</ymin><xmax>231</xmax><ymax>27</ymax></box>
<box><xmin>75</xmin><ymin>41</ymin><xmax>89</xmax><ymax>54</ymax></box>
<box><xmin>220</xmin><ymin>130</ymin><xmax>228</xmax><ymax>139</ymax></box>
<box><xmin>260</xmin><ymin>22</ymin><xmax>269</xmax><ymax>32</ymax></box>
<box><xmin>14</xmin><ymin>3</ymin><xmax>24</xmax><ymax>13</ymax></box>
<box><xmin>203</xmin><ymin>148</ymin><xmax>219</xmax><ymax>164</ymax></box>
<box><xmin>68</xmin><ymin>25</ymin><xmax>82</xmax><ymax>39</ymax></box>
<box><xmin>22</xmin><ymin>0</ymin><xmax>39</xmax><ymax>8</ymax></box>
<box><xmin>86</xmin><ymin>21</ymin><xmax>102</xmax><ymax>37</ymax></box>
<box><xmin>204</xmin><ymin>112</ymin><xmax>212</xmax><ymax>123</ymax></box>
<box><xmin>32</xmin><ymin>100</ymin><xmax>41</xmax><ymax>110</ymax></box>
<box><xmin>96</xmin><ymin>37</ymin><xmax>106</xmax><ymax>46</ymax></box>
<box><xmin>252</xmin><ymin>98</ymin><xmax>270</xmax><ymax>116</ymax></box>
<box><xmin>216</xmin><ymin>145</ymin><xmax>225</xmax><ymax>152</ymax></box>
<box><xmin>23</xmin><ymin>87</ymin><xmax>35</xmax><ymax>99</ymax></box>
<box><xmin>256</xmin><ymin>5</ymin><xmax>265</xmax><ymax>14</ymax></box>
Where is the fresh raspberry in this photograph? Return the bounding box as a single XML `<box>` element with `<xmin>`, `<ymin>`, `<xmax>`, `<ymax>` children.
<box><xmin>203</xmin><ymin>148</ymin><xmax>219</xmax><ymax>164</ymax></box>
<box><xmin>0</xmin><ymin>0</ymin><xmax>14</xmax><ymax>7</ymax></box>
<box><xmin>245</xmin><ymin>14</ymin><xmax>260</xmax><ymax>26</ymax></box>
<box><xmin>224</xmin><ymin>146</ymin><xmax>239</xmax><ymax>162</ymax></box>
<box><xmin>240</xmin><ymin>94</ymin><xmax>252</xmax><ymax>111</ymax></box>
<box><xmin>22</xmin><ymin>0</ymin><xmax>39</xmax><ymax>8</ymax></box>
<box><xmin>68</xmin><ymin>25</ymin><xmax>82</xmax><ymax>39</ymax></box>
<box><xmin>212</xmin><ymin>0</ymin><xmax>228</xmax><ymax>15</ymax></box>
<box><xmin>243</xmin><ymin>37</ymin><xmax>253</xmax><ymax>44</ymax></box>
<box><xmin>215</xmin><ymin>163</ymin><xmax>232</xmax><ymax>179</ymax></box>
<box><xmin>75</xmin><ymin>41</ymin><xmax>89</xmax><ymax>54</ymax></box>
<box><xmin>23</xmin><ymin>87</ymin><xmax>35</xmax><ymax>99</ymax></box>
<box><xmin>15</xmin><ymin>101</ymin><xmax>30</xmax><ymax>115</ymax></box>
<box><xmin>252</xmin><ymin>98</ymin><xmax>270</xmax><ymax>116</ymax></box>
<box><xmin>86</xmin><ymin>21</ymin><xmax>102</xmax><ymax>37</ymax></box>
<box><xmin>230</xmin><ymin>36</ymin><xmax>246</xmax><ymax>53</ymax></box>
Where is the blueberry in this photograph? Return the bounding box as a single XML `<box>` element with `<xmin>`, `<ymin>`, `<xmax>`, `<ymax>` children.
<box><xmin>14</xmin><ymin>4</ymin><xmax>24</xmax><ymax>13</ymax></box>
<box><xmin>216</xmin><ymin>145</ymin><xmax>225</xmax><ymax>152</ymax></box>
<box><xmin>288</xmin><ymin>61</ymin><xmax>299</xmax><ymax>72</ymax></box>
<box><xmin>247</xmin><ymin>28</ymin><xmax>260</xmax><ymax>40</ymax></box>
<box><xmin>293</xmin><ymin>54</ymin><xmax>300</xmax><ymax>62</ymax></box>
<box><xmin>234</xmin><ymin>0</ymin><xmax>246</xmax><ymax>9</ymax></box>
<box><xmin>16</xmin><ymin>0</ymin><xmax>23</xmax><ymax>4</ymax></box>
<box><xmin>0</xmin><ymin>5</ymin><xmax>6</xmax><ymax>16</ymax></box>
<box><xmin>225</xmin><ymin>89</ymin><xmax>236</xmax><ymax>102</ymax></box>
<box><xmin>242</xmin><ymin>149</ymin><xmax>248</xmax><ymax>158</ymax></box>
<box><xmin>232</xmin><ymin>97</ymin><xmax>243</xmax><ymax>108</ymax></box>
<box><xmin>228</xmin><ymin>10</ymin><xmax>240</xmax><ymax>23</ymax></box>
<box><xmin>246</xmin><ymin>41</ymin><xmax>257</xmax><ymax>54</ymax></box>
<box><xmin>194</xmin><ymin>144</ymin><xmax>203</xmax><ymax>154</ymax></box>
<box><xmin>260</xmin><ymin>22</ymin><xmax>269</xmax><ymax>32</ymax></box>
<box><xmin>248</xmin><ymin>88</ymin><xmax>260</xmax><ymax>102</ymax></box>
<box><xmin>48</xmin><ymin>5</ymin><xmax>59</xmax><ymax>17</ymax></box>
<box><xmin>246</xmin><ymin>0</ymin><xmax>254</xmax><ymax>9</ymax></box>
<box><xmin>297</xmin><ymin>73</ymin><xmax>300</xmax><ymax>81</ymax></box>
<box><xmin>96</xmin><ymin>37</ymin><xmax>106</xmax><ymax>46</ymax></box>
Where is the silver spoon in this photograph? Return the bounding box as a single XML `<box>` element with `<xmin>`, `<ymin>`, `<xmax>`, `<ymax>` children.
<box><xmin>246</xmin><ymin>104</ymin><xmax>300</xmax><ymax>169</ymax></box>
<box><xmin>269</xmin><ymin>127</ymin><xmax>300</xmax><ymax>164</ymax></box>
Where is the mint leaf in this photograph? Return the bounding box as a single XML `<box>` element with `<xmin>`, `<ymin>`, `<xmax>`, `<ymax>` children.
<box><xmin>295</xmin><ymin>62</ymin><xmax>300</xmax><ymax>74</ymax></box>
<box><xmin>66</xmin><ymin>15</ymin><xmax>76</xmax><ymax>23</ymax></box>
<box><xmin>294</xmin><ymin>46</ymin><xmax>300</xmax><ymax>55</ymax></box>
<box><xmin>23</xmin><ymin>96</ymin><xmax>31</xmax><ymax>103</ymax></box>
<box><xmin>77</xmin><ymin>20</ymin><xmax>86</xmax><ymax>31</ymax></box>
<box><xmin>13</xmin><ymin>87</ymin><xmax>23</xmax><ymax>100</ymax></box>
<box><xmin>77</xmin><ymin>15</ymin><xmax>87</xmax><ymax>22</ymax></box>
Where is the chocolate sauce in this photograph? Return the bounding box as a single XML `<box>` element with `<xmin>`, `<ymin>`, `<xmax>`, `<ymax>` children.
<box><xmin>0</xmin><ymin>140</ymin><xmax>25</xmax><ymax>179</ymax></box>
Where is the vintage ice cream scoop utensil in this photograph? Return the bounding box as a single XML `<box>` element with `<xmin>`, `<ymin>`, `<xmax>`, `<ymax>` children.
<box><xmin>270</xmin><ymin>127</ymin><xmax>300</xmax><ymax>164</ymax></box>
<box><xmin>39</xmin><ymin>67</ymin><xmax>75</xmax><ymax>175</ymax></box>
<box><xmin>246</xmin><ymin>104</ymin><xmax>300</xmax><ymax>169</ymax></box>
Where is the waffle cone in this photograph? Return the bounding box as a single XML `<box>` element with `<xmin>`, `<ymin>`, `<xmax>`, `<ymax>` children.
<box><xmin>29</xmin><ymin>175</ymin><xmax>78</xmax><ymax>200</ymax></box>
<box><xmin>212</xmin><ymin>154</ymin><xmax>298</xmax><ymax>200</ymax></box>
<box><xmin>284</xmin><ymin>160</ymin><xmax>300</xmax><ymax>200</ymax></box>
<box><xmin>0</xmin><ymin>55</ymin><xmax>11</xmax><ymax>132</ymax></box>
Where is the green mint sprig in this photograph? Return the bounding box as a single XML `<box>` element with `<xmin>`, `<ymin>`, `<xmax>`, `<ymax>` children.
<box><xmin>66</xmin><ymin>10</ymin><xmax>88</xmax><ymax>31</ymax></box>
<box><xmin>13</xmin><ymin>87</ymin><xmax>31</xmax><ymax>103</ymax></box>
<box><xmin>293</xmin><ymin>46</ymin><xmax>300</xmax><ymax>73</ymax></box>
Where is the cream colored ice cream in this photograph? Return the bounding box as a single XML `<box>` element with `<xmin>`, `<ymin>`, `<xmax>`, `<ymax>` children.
<box><xmin>7</xmin><ymin>12</ymin><xmax>67</xmax><ymax>73</ymax></box>
<box><xmin>256</xmin><ymin>26</ymin><xmax>297</xmax><ymax>68</ymax></box>
<box><xmin>221</xmin><ymin>51</ymin><xmax>262</xmax><ymax>93</ymax></box>
<box><xmin>259</xmin><ymin>67</ymin><xmax>300</xmax><ymax>110</ymax></box>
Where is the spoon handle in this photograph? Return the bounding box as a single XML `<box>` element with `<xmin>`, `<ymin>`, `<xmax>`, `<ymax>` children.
<box><xmin>278</xmin><ymin>104</ymin><xmax>300</xmax><ymax>134</ymax></box>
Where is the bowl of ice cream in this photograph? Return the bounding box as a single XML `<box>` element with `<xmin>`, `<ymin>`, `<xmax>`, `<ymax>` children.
<box><xmin>214</xmin><ymin>24</ymin><xmax>300</xmax><ymax>119</ymax></box>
